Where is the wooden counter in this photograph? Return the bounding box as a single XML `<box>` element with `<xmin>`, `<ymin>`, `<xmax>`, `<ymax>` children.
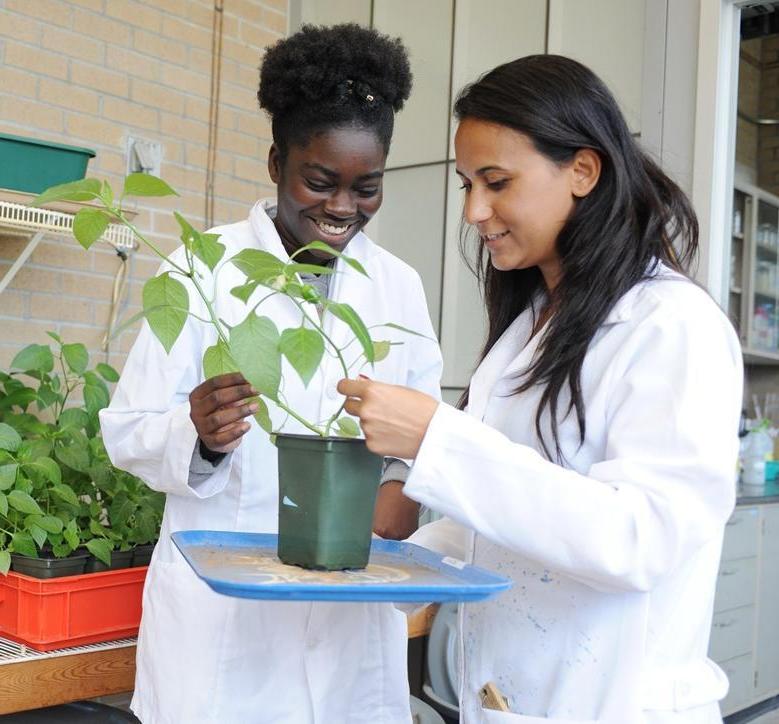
<box><xmin>0</xmin><ymin>605</ymin><xmax>438</xmax><ymax>715</ymax></box>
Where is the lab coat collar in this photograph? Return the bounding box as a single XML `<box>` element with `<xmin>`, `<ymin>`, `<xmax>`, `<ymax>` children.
<box><xmin>602</xmin><ymin>259</ymin><xmax>680</xmax><ymax>325</ymax></box>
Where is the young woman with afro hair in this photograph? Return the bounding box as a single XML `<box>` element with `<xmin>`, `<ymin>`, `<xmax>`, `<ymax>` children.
<box><xmin>101</xmin><ymin>24</ymin><xmax>442</xmax><ymax>724</ymax></box>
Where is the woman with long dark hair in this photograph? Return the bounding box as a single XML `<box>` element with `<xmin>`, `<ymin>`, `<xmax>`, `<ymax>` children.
<box><xmin>340</xmin><ymin>55</ymin><xmax>742</xmax><ymax>723</ymax></box>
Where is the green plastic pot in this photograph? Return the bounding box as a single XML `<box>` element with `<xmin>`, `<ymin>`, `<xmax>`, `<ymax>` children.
<box><xmin>0</xmin><ymin>132</ymin><xmax>96</xmax><ymax>194</ymax></box>
<box><xmin>276</xmin><ymin>433</ymin><xmax>383</xmax><ymax>570</ymax></box>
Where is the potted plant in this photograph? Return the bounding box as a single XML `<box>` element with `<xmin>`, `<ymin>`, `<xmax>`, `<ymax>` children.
<box><xmin>32</xmin><ymin>174</ymin><xmax>428</xmax><ymax>570</ymax></box>
<box><xmin>0</xmin><ymin>333</ymin><xmax>163</xmax><ymax>577</ymax></box>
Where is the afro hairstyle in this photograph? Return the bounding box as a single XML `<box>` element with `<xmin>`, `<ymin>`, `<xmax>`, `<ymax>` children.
<box><xmin>258</xmin><ymin>23</ymin><xmax>412</xmax><ymax>159</ymax></box>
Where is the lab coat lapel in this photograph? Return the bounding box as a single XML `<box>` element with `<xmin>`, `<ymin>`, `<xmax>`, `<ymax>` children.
<box><xmin>468</xmin><ymin>309</ymin><xmax>537</xmax><ymax>422</ymax></box>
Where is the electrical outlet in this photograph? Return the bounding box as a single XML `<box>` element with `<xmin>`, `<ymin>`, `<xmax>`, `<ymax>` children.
<box><xmin>126</xmin><ymin>136</ymin><xmax>162</xmax><ymax>177</ymax></box>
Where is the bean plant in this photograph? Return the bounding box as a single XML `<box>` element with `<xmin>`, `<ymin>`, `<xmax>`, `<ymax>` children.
<box><xmin>32</xmin><ymin>174</ymin><xmax>423</xmax><ymax>437</ymax></box>
<box><xmin>0</xmin><ymin>334</ymin><xmax>163</xmax><ymax>574</ymax></box>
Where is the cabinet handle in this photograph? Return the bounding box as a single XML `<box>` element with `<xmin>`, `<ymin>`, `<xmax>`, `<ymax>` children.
<box><xmin>720</xmin><ymin>569</ymin><xmax>738</xmax><ymax>577</ymax></box>
<box><xmin>715</xmin><ymin>619</ymin><xmax>736</xmax><ymax>628</ymax></box>
<box><xmin>727</xmin><ymin>518</ymin><xmax>742</xmax><ymax>527</ymax></box>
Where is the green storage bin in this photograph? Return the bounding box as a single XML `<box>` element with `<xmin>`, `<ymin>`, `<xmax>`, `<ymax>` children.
<box><xmin>0</xmin><ymin>132</ymin><xmax>96</xmax><ymax>194</ymax></box>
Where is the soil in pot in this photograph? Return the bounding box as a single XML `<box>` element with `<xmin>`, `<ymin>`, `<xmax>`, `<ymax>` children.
<box><xmin>11</xmin><ymin>551</ymin><xmax>89</xmax><ymax>579</ymax></box>
<box><xmin>84</xmin><ymin>549</ymin><xmax>133</xmax><ymax>573</ymax></box>
<box><xmin>276</xmin><ymin>433</ymin><xmax>383</xmax><ymax>570</ymax></box>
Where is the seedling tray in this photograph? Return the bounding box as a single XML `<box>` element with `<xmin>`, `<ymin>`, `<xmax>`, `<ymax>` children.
<box><xmin>172</xmin><ymin>530</ymin><xmax>511</xmax><ymax>602</ymax></box>
<box><xmin>0</xmin><ymin>567</ymin><xmax>147</xmax><ymax>651</ymax></box>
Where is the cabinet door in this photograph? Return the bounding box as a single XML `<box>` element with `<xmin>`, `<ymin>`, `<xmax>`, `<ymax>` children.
<box><xmin>755</xmin><ymin>505</ymin><xmax>779</xmax><ymax>698</ymax></box>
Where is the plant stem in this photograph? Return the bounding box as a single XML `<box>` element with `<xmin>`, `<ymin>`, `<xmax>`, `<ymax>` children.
<box><xmin>111</xmin><ymin>209</ymin><xmax>190</xmax><ymax>277</ymax></box>
<box><xmin>286</xmin><ymin>299</ymin><xmax>351</xmax><ymax>436</ymax></box>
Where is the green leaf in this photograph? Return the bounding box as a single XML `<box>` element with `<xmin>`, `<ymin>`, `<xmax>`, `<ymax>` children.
<box><xmin>285</xmin><ymin>262</ymin><xmax>337</xmax><ymax>277</ymax></box>
<box><xmin>62</xmin><ymin>342</ymin><xmax>89</xmax><ymax>374</ymax></box>
<box><xmin>228</xmin><ymin>315</ymin><xmax>281</xmax><ymax>400</ymax></box>
<box><xmin>100</xmin><ymin>179</ymin><xmax>114</xmax><ymax>207</ymax></box>
<box><xmin>96</xmin><ymin>362</ymin><xmax>120</xmax><ymax>382</ymax></box>
<box><xmin>31</xmin><ymin>178</ymin><xmax>101</xmax><ymax>206</ymax></box>
<box><xmin>292</xmin><ymin>242</ymin><xmax>369</xmax><ymax>277</ymax></box>
<box><xmin>335</xmin><ymin>417</ymin><xmax>360</xmax><ymax>438</ymax></box>
<box><xmin>231</xmin><ymin>249</ymin><xmax>285</xmax><ymax>284</ymax></box>
<box><xmin>0</xmin><ymin>424</ymin><xmax>22</xmax><ymax>453</ymax></box>
<box><xmin>38</xmin><ymin>515</ymin><xmax>64</xmax><ymax>534</ymax></box>
<box><xmin>279</xmin><ymin>327</ymin><xmax>324</xmax><ymax>387</ymax></box>
<box><xmin>8</xmin><ymin>490</ymin><xmax>43</xmax><ymax>515</ymax></box>
<box><xmin>51</xmin><ymin>484</ymin><xmax>79</xmax><ymax>506</ymax></box>
<box><xmin>86</xmin><ymin>537</ymin><xmax>113</xmax><ymax>566</ymax></box>
<box><xmin>36</xmin><ymin>383</ymin><xmax>60</xmax><ymax>410</ymax></box>
<box><xmin>73</xmin><ymin>208</ymin><xmax>110</xmax><ymax>250</ymax></box>
<box><xmin>253</xmin><ymin>397</ymin><xmax>273</xmax><ymax>434</ymax></box>
<box><xmin>123</xmin><ymin>173</ymin><xmax>177</xmax><ymax>198</ymax></box>
<box><xmin>0</xmin><ymin>464</ymin><xmax>16</xmax><ymax>491</ymax></box>
<box><xmin>175</xmin><ymin>212</ymin><xmax>225</xmax><ymax>271</ymax></box>
<box><xmin>46</xmin><ymin>331</ymin><xmax>63</xmax><ymax>344</ymax></box>
<box><xmin>230</xmin><ymin>282</ymin><xmax>259</xmax><ymax>303</ymax></box>
<box><xmin>326</xmin><ymin>302</ymin><xmax>374</xmax><ymax>364</ymax></box>
<box><xmin>373</xmin><ymin>340</ymin><xmax>391</xmax><ymax>362</ymax></box>
<box><xmin>0</xmin><ymin>550</ymin><xmax>10</xmax><ymax>575</ymax></box>
<box><xmin>11</xmin><ymin>532</ymin><xmax>36</xmax><ymax>557</ymax></box>
<box><xmin>55</xmin><ymin>442</ymin><xmax>91</xmax><ymax>473</ymax></box>
<box><xmin>84</xmin><ymin>382</ymin><xmax>110</xmax><ymax>416</ymax></box>
<box><xmin>29</xmin><ymin>524</ymin><xmax>47</xmax><ymax>549</ymax></box>
<box><xmin>12</xmin><ymin>344</ymin><xmax>54</xmax><ymax>374</ymax></box>
<box><xmin>58</xmin><ymin>408</ymin><xmax>90</xmax><ymax>432</ymax></box>
<box><xmin>63</xmin><ymin>520</ymin><xmax>79</xmax><ymax>549</ymax></box>
<box><xmin>142</xmin><ymin>273</ymin><xmax>189</xmax><ymax>353</ymax></box>
<box><xmin>0</xmin><ymin>388</ymin><xmax>37</xmax><ymax>412</ymax></box>
<box><xmin>0</xmin><ymin>493</ymin><xmax>7</xmax><ymax>517</ymax></box>
<box><xmin>379</xmin><ymin>322</ymin><xmax>434</xmax><ymax>340</ymax></box>
<box><xmin>202</xmin><ymin>340</ymin><xmax>240</xmax><ymax>379</ymax></box>
<box><xmin>25</xmin><ymin>458</ymin><xmax>61</xmax><ymax>486</ymax></box>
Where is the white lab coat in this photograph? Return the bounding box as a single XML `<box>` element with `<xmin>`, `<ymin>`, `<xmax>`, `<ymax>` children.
<box><xmin>100</xmin><ymin>201</ymin><xmax>443</xmax><ymax>724</ymax></box>
<box><xmin>405</xmin><ymin>265</ymin><xmax>742</xmax><ymax>724</ymax></box>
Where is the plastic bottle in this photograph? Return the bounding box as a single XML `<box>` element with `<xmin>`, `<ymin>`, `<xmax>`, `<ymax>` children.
<box><xmin>741</xmin><ymin>424</ymin><xmax>774</xmax><ymax>486</ymax></box>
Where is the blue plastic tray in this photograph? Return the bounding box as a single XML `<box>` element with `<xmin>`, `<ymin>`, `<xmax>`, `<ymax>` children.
<box><xmin>171</xmin><ymin>530</ymin><xmax>512</xmax><ymax>602</ymax></box>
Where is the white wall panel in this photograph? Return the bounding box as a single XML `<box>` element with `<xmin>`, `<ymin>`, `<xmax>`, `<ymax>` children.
<box><xmin>547</xmin><ymin>0</ymin><xmax>646</xmax><ymax>133</ymax></box>
<box><xmin>364</xmin><ymin>164</ymin><xmax>447</xmax><ymax>335</ymax></box>
<box><xmin>439</xmin><ymin>162</ymin><xmax>488</xmax><ymax>388</ymax></box>
<box><xmin>373</xmin><ymin>0</ymin><xmax>453</xmax><ymax>168</ymax></box>
<box><xmin>292</xmin><ymin>0</ymin><xmax>372</xmax><ymax>29</ymax></box>
<box><xmin>449</xmin><ymin>0</ymin><xmax>547</xmax><ymax>158</ymax></box>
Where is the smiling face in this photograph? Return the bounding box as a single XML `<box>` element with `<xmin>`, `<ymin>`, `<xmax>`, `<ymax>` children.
<box><xmin>455</xmin><ymin>118</ymin><xmax>587</xmax><ymax>290</ymax></box>
<box><xmin>268</xmin><ymin>126</ymin><xmax>386</xmax><ymax>264</ymax></box>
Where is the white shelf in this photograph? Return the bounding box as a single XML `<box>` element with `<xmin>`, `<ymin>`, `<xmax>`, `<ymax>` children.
<box><xmin>0</xmin><ymin>188</ymin><xmax>137</xmax><ymax>296</ymax></box>
<box><xmin>0</xmin><ymin>189</ymin><xmax>135</xmax><ymax>251</ymax></box>
<box><xmin>0</xmin><ymin>635</ymin><xmax>136</xmax><ymax>666</ymax></box>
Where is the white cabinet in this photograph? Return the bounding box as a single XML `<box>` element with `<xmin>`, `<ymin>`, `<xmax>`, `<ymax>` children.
<box><xmin>709</xmin><ymin>503</ymin><xmax>779</xmax><ymax>716</ymax></box>
<box><xmin>755</xmin><ymin>505</ymin><xmax>779</xmax><ymax>697</ymax></box>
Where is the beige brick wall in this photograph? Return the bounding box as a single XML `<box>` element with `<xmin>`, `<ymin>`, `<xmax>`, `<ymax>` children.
<box><xmin>0</xmin><ymin>0</ymin><xmax>287</xmax><ymax>373</ymax></box>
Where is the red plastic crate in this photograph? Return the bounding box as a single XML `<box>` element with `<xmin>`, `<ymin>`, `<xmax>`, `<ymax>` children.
<box><xmin>0</xmin><ymin>566</ymin><xmax>148</xmax><ymax>651</ymax></box>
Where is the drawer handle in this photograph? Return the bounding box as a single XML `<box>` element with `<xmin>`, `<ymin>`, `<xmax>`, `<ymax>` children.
<box><xmin>727</xmin><ymin>518</ymin><xmax>743</xmax><ymax>527</ymax></box>
<box><xmin>715</xmin><ymin>620</ymin><xmax>736</xmax><ymax>628</ymax></box>
<box><xmin>721</xmin><ymin>569</ymin><xmax>738</xmax><ymax>577</ymax></box>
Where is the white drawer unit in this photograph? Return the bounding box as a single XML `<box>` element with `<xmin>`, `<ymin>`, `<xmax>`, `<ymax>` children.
<box><xmin>713</xmin><ymin>557</ymin><xmax>758</xmax><ymax>613</ymax></box>
<box><xmin>721</xmin><ymin>507</ymin><xmax>760</xmax><ymax>561</ymax></box>
<box><xmin>709</xmin><ymin>606</ymin><xmax>755</xmax><ymax>663</ymax></box>
<box><xmin>718</xmin><ymin>654</ymin><xmax>753</xmax><ymax>715</ymax></box>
